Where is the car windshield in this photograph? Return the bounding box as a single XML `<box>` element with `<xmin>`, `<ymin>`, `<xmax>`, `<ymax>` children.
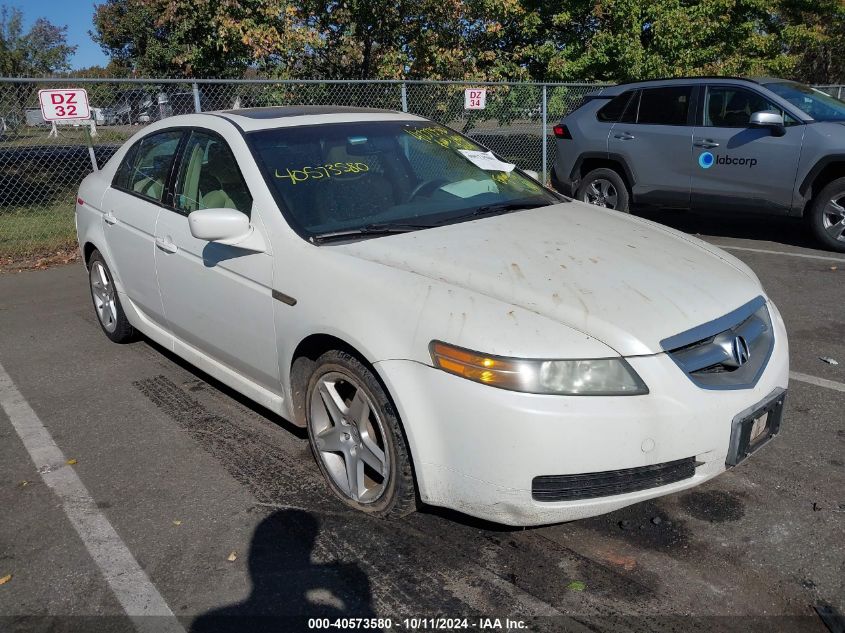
<box><xmin>764</xmin><ymin>81</ymin><xmax>845</xmax><ymax>122</ymax></box>
<box><xmin>249</xmin><ymin>120</ymin><xmax>560</xmax><ymax>240</ymax></box>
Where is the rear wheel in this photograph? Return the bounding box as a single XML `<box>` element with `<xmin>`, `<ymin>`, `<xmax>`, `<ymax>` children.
<box><xmin>305</xmin><ymin>350</ymin><xmax>417</xmax><ymax>518</ymax></box>
<box><xmin>809</xmin><ymin>177</ymin><xmax>845</xmax><ymax>252</ymax></box>
<box><xmin>576</xmin><ymin>168</ymin><xmax>630</xmax><ymax>213</ymax></box>
<box><xmin>88</xmin><ymin>250</ymin><xmax>135</xmax><ymax>343</ymax></box>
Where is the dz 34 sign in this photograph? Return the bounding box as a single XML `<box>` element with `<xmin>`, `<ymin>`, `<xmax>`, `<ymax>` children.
<box><xmin>464</xmin><ymin>88</ymin><xmax>487</xmax><ymax>110</ymax></box>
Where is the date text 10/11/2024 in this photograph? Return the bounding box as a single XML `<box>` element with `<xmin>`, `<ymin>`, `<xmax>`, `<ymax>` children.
<box><xmin>307</xmin><ymin>617</ymin><xmax>529</xmax><ymax>630</ymax></box>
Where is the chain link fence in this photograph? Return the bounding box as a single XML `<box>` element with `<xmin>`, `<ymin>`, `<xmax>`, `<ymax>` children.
<box><xmin>1</xmin><ymin>77</ymin><xmax>842</xmax><ymax>269</ymax></box>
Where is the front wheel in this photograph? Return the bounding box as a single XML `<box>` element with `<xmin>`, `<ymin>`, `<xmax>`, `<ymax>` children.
<box><xmin>305</xmin><ymin>350</ymin><xmax>417</xmax><ymax>518</ymax></box>
<box><xmin>576</xmin><ymin>168</ymin><xmax>630</xmax><ymax>213</ymax></box>
<box><xmin>808</xmin><ymin>177</ymin><xmax>845</xmax><ymax>253</ymax></box>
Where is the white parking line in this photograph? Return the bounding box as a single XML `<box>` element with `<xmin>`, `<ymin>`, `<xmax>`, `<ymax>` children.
<box><xmin>790</xmin><ymin>371</ymin><xmax>845</xmax><ymax>393</ymax></box>
<box><xmin>712</xmin><ymin>244</ymin><xmax>845</xmax><ymax>263</ymax></box>
<box><xmin>0</xmin><ymin>360</ymin><xmax>185</xmax><ymax>633</ymax></box>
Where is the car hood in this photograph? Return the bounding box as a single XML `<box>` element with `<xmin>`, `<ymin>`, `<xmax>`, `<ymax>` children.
<box><xmin>332</xmin><ymin>203</ymin><xmax>763</xmax><ymax>356</ymax></box>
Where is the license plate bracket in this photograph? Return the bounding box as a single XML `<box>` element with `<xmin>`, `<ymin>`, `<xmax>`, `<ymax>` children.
<box><xmin>726</xmin><ymin>388</ymin><xmax>786</xmax><ymax>467</ymax></box>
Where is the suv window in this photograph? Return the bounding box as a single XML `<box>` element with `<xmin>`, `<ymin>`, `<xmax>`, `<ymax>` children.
<box><xmin>596</xmin><ymin>92</ymin><xmax>635</xmax><ymax>123</ymax></box>
<box><xmin>116</xmin><ymin>131</ymin><xmax>183</xmax><ymax>203</ymax></box>
<box><xmin>636</xmin><ymin>87</ymin><xmax>692</xmax><ymax>125</ymax></box>
<box><xmin>174</xmin><ymin>131</ymin><xmax>252</xmax><ymax>216</ymax></box>
<box><xmin>704</xmin><ymin>86</ymin><xmax>797</xmax><ymax>127</ymax></box>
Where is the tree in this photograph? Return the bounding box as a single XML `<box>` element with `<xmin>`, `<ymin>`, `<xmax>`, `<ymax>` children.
<box><xmin>778</xmin><ymin>0</ymin><xmax>845</xmax><ymax>85</ymax></box>
<box><xmin>92</xmin><ymin>0</ymin><xmax>321</xmax><ymax>78</ymax></box>
<box><xmin>0</xmin><ymin>6</ymin><xmax>76</xmax><ymax>76</ymax></box>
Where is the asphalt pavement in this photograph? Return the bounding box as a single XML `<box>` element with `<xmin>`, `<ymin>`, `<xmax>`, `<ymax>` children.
<box><xmin>0</xmin><ymin>211</ymin><xmax>843</xmax><ymax>633</ymax></box>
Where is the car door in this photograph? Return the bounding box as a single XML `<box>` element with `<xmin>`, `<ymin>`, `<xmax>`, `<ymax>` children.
<box><xmin>691</xmin><ymin>84</ymin><xmax>805</xmax><ymax>213</ymax></box>
<box><xmin>154</xmin><ymin>129</ymin><xmax>280</xmax><ymax>391</ymax></box>
<box><xmin>608</xmin><ymin>85</ymin><xmax>695</xmax><ymax>208</ymax></box>
<box><xmin>100</xmin><ymin>129</ymin><xmax>183</xmax><ymax>327</ymax></box>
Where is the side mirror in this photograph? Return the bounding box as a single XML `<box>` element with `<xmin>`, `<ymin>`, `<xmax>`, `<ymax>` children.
<box><xmin>750</xmin><ymin>111</ymin><xmax>786</xmax><ymax>136</ymax></box>
<box><xmin>188</xmin><ymin>208</ymin><xmax>266</xmax><ymax>252</ymax></box>
<box><xmin>523</xmin><ymin>169</ymin><xmax>540</xmax><ymax>181</ymax></box>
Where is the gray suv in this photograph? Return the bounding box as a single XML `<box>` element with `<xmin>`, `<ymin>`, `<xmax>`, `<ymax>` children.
<box><xmin>551</xmin><ymin>77</ymin><xmax>845</xmax><ymax>252</ymax></box>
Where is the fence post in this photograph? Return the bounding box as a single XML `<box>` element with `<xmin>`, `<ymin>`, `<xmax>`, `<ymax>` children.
<box><xmin>541</xmin><ymin>84</ymin><xmax>548</xmax><ymax>182</ymax></box>
<box><xmin>839</xmin><ymin>86</ymin><xmax>843</xmax><ymax>101</ymax></box>
<box><xmin>401</xmin><ymin>82</ymin><xmax>408</xmax><ymax>113</ymax></box>
<box><xmin>192</xmin><ymin>82</ymin><xmax>202</xmax><ymax>113</ymax></box>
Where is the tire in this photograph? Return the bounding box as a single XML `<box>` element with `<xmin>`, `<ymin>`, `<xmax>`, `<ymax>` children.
<box><xmin>305</xmin><ymin>350</ymin><xmax>417</xmax><ymax>518</ymax></box>
<box><xmin>87</xmin><ymin>250</ymin><xmax>135</xmax><ymax>343</ymax></box>
<box><xmin>808</xmin><ymin>176</ymin><xmax>845</xmax><ymax>253</ymax></box>
<box><xmin>576</xmin><ymin>167</ymin><xmax>630</xmax><ymax>213</ymax></box>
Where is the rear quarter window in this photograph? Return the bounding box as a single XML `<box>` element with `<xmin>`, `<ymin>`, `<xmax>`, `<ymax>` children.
<box><xmin>596</xmin><ymin>92</ymin><xmax>636</xmax><ymax>123</ymax></box>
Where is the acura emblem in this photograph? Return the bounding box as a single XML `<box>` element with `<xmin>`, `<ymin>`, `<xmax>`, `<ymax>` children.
<box><xmin>731</xmin><ymin>335</ymin><xmax>751</xmax><ymax>366</ymax></box>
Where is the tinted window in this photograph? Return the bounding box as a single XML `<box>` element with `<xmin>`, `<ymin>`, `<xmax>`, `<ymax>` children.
<box><xmin>596</xmin><ymin>92</ymin><xmax>634</xmax><ymax>122</ymax></box>
<box><xmin>636</xmin><ymin>87</ymin><xmax>692</xmax><ymax>125</ymax></box>
<box><xmin>174</xmin><ymin>131</ymin><xmax>252</xmax><ymax>216</ymax></box>
<box><xmin>704</xmin><ymin>87</ymin><xmax>795</xmax><ymax>127</ymax></box>
<box><xmin>119</xmin><ymin>131</ymin><xmax>182</xmax><ymax>202</ymax></box>
<box><xmin>250</xmin><ymin>121</ymin><xmax>557</xmax><ymax>238</ymax></box>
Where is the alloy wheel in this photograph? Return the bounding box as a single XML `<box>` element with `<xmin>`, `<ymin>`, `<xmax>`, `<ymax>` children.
<box><xmin>583</xmin><ymin>178</ymin><xmax>618</xmax><ymax>209</ymax></box>
<box><xmin>308</xmin><ymin>371</ymin><xmax>390</xmax><ymax>504</ymax></box>
<box><xmin>821</xmin><ymin>193</ymin><xmax>845</xmax><ymax>242</ymax></box>
<box><xmin>90</xmin><ymin>260</ymin><xmax>117</xmax><ymax>333</ymax></box>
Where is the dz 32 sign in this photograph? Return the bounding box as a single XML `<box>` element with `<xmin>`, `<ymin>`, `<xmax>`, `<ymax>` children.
<box><xmin>38</xmin><ymin>88</ymin><xmax>91</xmax><ymax>121</ymax></box>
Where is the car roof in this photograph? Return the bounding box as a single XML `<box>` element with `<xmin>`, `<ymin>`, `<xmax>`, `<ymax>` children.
<box><xmin>213</xmin><ymin>105</ymin><xmax>426</xmax><ymax>132</ymax></box>
<box><xmin>594</xmin><ymin>76</ymin><xmax>767</xmax><ymax>96</ymax></box>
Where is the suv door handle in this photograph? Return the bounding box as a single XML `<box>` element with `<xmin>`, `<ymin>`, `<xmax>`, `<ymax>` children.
<box><xmin>694</xmin><ymin>140</ymin><xmax>720</xmax><ymax>149</ymax></box>
<box><xmin>155</xmin><ymin>237</ymin><xmax>178</xmax><ymax>254</ymax></box>
<box><xmin>614</xmin><ymin>133</ymin><xmax>636</xmax><ymax>140</ymax></box>
<box><xmin>103</xmin><ymin>212</ymin><xmax>117</xmax><ymax>226</ymax></box>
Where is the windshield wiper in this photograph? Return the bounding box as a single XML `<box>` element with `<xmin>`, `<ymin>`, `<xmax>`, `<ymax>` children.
<box><xmin>310</xmin><ymin>221</ymin><xmax>436</xmax><ymax>244</ymax></box>
<box><xmin>443</xmin><ymin>200</ymin><xmax>550</xmax><ymax>224</ymax></box>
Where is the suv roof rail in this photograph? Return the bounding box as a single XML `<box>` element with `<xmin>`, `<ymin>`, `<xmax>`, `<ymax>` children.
<box><xmin>612</xmin><ymin>76</ymin><xmax>759</xmax><ymax>87</ymax></box>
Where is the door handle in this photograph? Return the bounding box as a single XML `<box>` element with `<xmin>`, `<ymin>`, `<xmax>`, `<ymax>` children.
<box><xmin>155</xmin><ymin>237</ymin><xmax>178</xmax><ymax>254</ymax></box>
<box><xmin>614</xmin><ymin>133</ymin><xmax>635</xmax><ymax>140</ymax></box>
<box><xmin>103</xmin><ymin>212</ymin><xmax>117</xmax><ymax>226</ymax></box>
<box><xmin>694</xmin><ymin>140</ymin><xmax>720</xmax><ymax>149</ymax></box>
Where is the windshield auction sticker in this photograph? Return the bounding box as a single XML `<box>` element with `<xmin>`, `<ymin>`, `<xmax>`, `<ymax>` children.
<box><xmin>457</xmin><ymin>150</ymin><xmax>515</xmax><ymax>173</ymax></box>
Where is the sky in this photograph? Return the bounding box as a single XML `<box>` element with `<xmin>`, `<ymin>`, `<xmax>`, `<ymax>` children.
<box><xmin>14</xmin><ymin>0</ymin><xmax>109</xmax><ymax>69</ymax></box>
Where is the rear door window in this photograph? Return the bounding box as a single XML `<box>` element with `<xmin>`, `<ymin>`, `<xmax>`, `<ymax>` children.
<box><xmin>116</xmin><ymin>131</ymin><xmax>183</xmax><ymax>203</ymax></box>
<box><xmin>636</xmin><ymin>87</ymin><xmax>693</xmax><ymax>125</ymax></box>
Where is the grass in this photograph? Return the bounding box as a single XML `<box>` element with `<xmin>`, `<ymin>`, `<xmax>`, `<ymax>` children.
<box><xmin>0</xmin><ymin>125</ymin><xmax>134</xmax><ymax>148</ymax></box>
<box><xmin>0</xmin><ymin>200</ymin><xmax>77</xmax><ymax>262</ymax></box>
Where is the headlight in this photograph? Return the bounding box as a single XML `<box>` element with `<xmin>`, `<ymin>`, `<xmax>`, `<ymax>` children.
<box><xmin>429</xmin><ymin>341</ymin><xmax>648</xmax><ymax>395</ymax></box>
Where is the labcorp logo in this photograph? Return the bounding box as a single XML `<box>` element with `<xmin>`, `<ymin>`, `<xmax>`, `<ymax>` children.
<box><xmin>698</xmin><ymin>152</ymin><xmax>758</xmax><ymax>169</ymax></box>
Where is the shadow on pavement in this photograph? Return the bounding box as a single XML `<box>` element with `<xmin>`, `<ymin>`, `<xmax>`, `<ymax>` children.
<box><xmin>190</xmin><ymin>509</ymin><xmax>376</xmax><ymax>633</ymax></box>
<box><xmin>635</xmin><ymin>207</ymin><xmax>819</xmax><ymax>249</ymax></box>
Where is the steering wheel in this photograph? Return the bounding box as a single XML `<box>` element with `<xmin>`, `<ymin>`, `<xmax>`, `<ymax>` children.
<box><xmin>408</xmin><ymin>178</ymin><xmax>449</xmax><ymax>201</ymax></box>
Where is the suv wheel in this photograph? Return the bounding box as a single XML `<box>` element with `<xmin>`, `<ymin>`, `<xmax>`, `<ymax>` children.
<box><xmin>305</xmin><ymin>350</ymin><xmax>417</xmax><ymax>518</ymax></box>
<box><xmin>576</xmin><ymin>168</ymin><xmax>630</xmax><ymax>213</ymax></box>
<box><xmin>809</xmin><ymin>177</ymin><xmax>845</xmax><ymax>252</ymax></box>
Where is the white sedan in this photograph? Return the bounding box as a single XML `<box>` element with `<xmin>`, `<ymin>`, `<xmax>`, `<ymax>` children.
<box><xmin>75</xmin><ymin>106</ymin><xmax>788</xmax><ymax>526</ymax></box>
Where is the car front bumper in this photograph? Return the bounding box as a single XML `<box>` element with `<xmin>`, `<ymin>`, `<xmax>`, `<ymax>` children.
<box><xmin>374</xmin><ymin>304</ymin><xmax>789</xmax><ymax>527</ymax></box>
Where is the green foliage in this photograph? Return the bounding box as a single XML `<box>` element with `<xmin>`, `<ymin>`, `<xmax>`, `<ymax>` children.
<box><xmin>88</xmin><ymin>0</ymin><xmax>845</xmax><ymax>83</ymax></box>
<box><xmin>0</xmin><ymin>6</ymin><xmax>76</xmax><ymax>76</ymax></box>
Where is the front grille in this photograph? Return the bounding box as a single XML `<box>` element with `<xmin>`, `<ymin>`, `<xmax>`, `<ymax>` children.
<box><xmin>661</xmin><ymin>296</ymin><xmax>774</xmax><ymax>389</ymax></box>
<box><xmin>531</xmin><ymin>457</ymin><xmax>697</xmax><ymax>502</ymax></box>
